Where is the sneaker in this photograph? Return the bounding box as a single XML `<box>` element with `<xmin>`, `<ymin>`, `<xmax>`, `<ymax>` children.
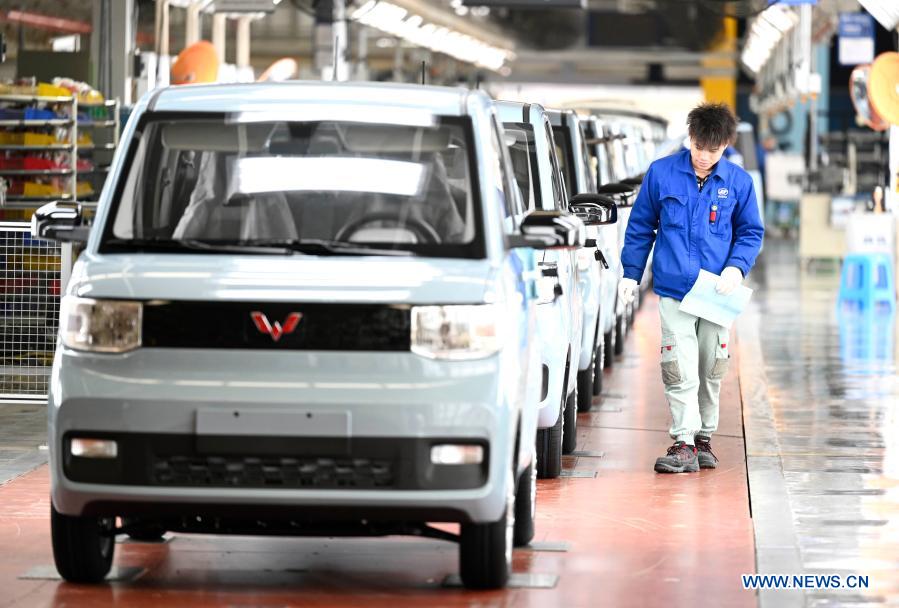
<box><xmin>695</xmin><ymin>436</ymin><xmax>718</xmax><ymax>469</ymax></box>
<box><xmin>654</xmin><ymin>441</ymin><xmax>699</xmax><ymax>474</ymax></box>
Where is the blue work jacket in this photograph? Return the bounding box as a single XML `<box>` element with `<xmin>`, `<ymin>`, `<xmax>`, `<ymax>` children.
<box><xmin>621</xmin><ymin>148</ymin><xmax>764</xmax><ymax>301</ymax></box>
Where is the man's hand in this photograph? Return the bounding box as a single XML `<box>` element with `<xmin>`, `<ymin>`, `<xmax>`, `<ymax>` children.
<box><xmin>715</xmin><ymin>266</ymin><xmax>743</xmax><ymax>296</ymax></box>
<box><xmin>619</xmin><ymin>278</ymin><xmax>638</xmax><ymax>303</ymax></box>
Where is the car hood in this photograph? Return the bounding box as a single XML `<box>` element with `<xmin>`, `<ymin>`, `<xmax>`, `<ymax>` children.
<box><xmin>70</xmin><ymin>253</ymin><xmax>494</xmax><ymax>304</ymax></box>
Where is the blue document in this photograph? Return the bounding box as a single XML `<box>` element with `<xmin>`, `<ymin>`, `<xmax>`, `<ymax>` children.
<box><xmin>678</xmin><ymin>269</ymin><xmax>753</xmax><ymax>328</ymax></box>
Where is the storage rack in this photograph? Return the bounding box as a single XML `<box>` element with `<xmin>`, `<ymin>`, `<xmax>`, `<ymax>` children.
<box><xmin>76</xmin><ymin>99</ymin><xmax>120</xmax><ymax>204</ymax></box>
<box><xmin>0</xmin><ymin>94</ymin><xmax>77</xmax><ymax>209</ymax></box>
<box><xmin>0</xmin><ymin>94</ymin><xmax>119</xmax><ymax>400</ymax></box>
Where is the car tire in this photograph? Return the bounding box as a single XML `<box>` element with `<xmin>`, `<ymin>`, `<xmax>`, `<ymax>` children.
<box><xmin>51</xmin><ymin>503</ymin><xmax>115</xmax><ymax>583</ymax></box>
<box><xmin>593</xmin><ymin>336</ymin><xmax>605</xmax><ymax>395</ymax></box>
<box><xmin>513</xmin><ymin>455</ymin><xmax>536</xmax><ymax>547</ymax></box>
<box><xmin>535</xmin><ymin>399</ymin><xmax>563</xmax><ymax>479</ymax></box>
<box><xmin>626</xmin><ymin>300</ymin><xmax>635</xmax><ymax>327</ymax></box>
<box><xmin>459</xmin><ymin>475</ymin><xmax>514</xmax><ymax>589</ymax></box>
<box><xmin>562</xmin><ymin>389</ymin><xmax>578</xmax><ymax>454</ymax></box>
<box><xmin>614</xmin><ymin>313</ymin><xmax>626</xmax><ymax>356</ymax></box>
<box><xmin>576</xmin><ymin>365</ymin><xmax>594</xmax><ymax>412</ymax></box>
<box><xmin>603</xmin><ymin>329</ymin><xmax>615</xmax><ymax>369</ymax></box>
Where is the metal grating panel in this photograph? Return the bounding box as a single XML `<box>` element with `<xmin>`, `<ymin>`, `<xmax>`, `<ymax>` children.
<box><xmin>0</xmin><ymin>222</ymin><xmax>60</xmax><ymax>398</ymax></box>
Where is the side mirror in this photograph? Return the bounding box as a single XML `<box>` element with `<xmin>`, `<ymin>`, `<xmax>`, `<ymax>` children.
<box><xmin>597</xmin><ymin>182</ymin><xmax>635</xmax><ymax>208</ymax></box>
<box><xmin>569</xmin><ymin>193</ymin><xmax>618</xmax><ymax>225</ymax></box>
<box><xmin>31</xmin><ymin>201</ymin><xmax>89</xmax><ymax>243</ymax></box>
<box><xmin>509</xmin><ymin>210</ymin><xmax>585</xmax><ymax>250</ymax></box>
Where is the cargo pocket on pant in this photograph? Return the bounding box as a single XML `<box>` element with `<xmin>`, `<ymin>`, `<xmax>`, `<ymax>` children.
<box><xmin>709</xmin><ymin>333</ymin><xmax>730</xmax><ymax>380</ymax></box>
<box><xmin>660</xmin><ymin>333</ymin><xmax>682</xmax><ymax>385</ymax></box>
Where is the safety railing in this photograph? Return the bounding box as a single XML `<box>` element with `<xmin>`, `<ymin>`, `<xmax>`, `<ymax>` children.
<box><xmin>0</xmin><ymin>222</ymin><xmax>61</xmax><ymax>400</ymax></box>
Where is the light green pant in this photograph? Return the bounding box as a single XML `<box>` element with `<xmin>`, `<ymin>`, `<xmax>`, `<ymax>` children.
<box><xmin>658</xmin><ymin>297</ymin><xmax>731</xmax><ymax>445</ymax></box>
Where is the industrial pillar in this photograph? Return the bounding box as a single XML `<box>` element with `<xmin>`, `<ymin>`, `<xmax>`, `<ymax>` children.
<box><xmin>314</xmin><ymin>0</ymin><xmax>349</xmax><ymax>81</ymax></box>
<box><xmin>700</xmin><ymin>17</ymin><xmax>737</xmax><ymax>109</ymax></box>
<box><xmin>91</xmin><ymin>0</ymin><xmax>134</xmax><ymax>104</ymax></box>
<box><xmin>212</xmin><ymin>14</ymin><xmax>227</xmax><ymax>64</ymax></box>
<box><xmin>186</xmin><ymin>2</ymin><xmax>202</xmax><ymax>47</ymax></box>
<box><xmin>154</xmin><ymin>0</ymin><xmax>170</xmax><ymax>57</ymax></box>
<box><xmin>236</xmin><ymin>16</ymin><xmax>251</xmax><ymax>68</ymax></box>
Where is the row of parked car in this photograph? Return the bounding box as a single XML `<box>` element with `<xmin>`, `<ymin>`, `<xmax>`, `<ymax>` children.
<box><xmin>33</xmin><ymin>81</ymin><xmax>663</xmax><ymax>590</ymax></box>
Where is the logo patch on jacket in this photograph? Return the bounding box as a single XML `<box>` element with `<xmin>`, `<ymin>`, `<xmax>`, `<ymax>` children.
<box><xmin>717</xmin><ymin>188</ymin><xmax>729</xmax><ymax>198</ymax></box>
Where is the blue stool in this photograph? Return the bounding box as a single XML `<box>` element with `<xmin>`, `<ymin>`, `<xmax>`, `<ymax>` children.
<box><xmin>838</xmin><ymin>252</ymin><xmax>896</xmax><ymax>311</ymax></box>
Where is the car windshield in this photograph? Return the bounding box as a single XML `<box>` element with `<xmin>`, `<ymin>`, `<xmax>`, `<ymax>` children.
<box><xmin>103</xmin><ymin>114</ymin><xmax>483</xmax><ymax>258</ymax></box>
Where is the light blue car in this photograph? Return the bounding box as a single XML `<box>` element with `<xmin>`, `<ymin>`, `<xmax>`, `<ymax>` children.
<box><xmin>497</xmin><ymin>101</ymin><xmax>616</xmax><ymax>478</ymax></box>
<box><xmin>33</xmin><ymin>81</ymin><xmax>586</xmax><ymax>590</ymax></box>
<box><xmin>547</xmin><ymin>109</ymin><xmax>620</xmax><ymax>407</ymax></box>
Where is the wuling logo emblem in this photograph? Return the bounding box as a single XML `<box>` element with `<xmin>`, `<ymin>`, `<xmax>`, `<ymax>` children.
<box><xmin>250</xmin><ymin>312</ymin><xmax>303</xmax><ymax>342</ymax></box>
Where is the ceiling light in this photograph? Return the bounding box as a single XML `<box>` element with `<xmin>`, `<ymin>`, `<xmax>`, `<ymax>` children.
<box><xmin>351</xmin><ymin>0</ymin><xmax>514</xmax><ymax>71</ymax></box>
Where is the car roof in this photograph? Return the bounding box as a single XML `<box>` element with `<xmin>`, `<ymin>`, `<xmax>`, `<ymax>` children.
<box><xmin>495</xmin><ymin>99</ymin><xmax>547</xmax><ymax>125</ymax></box>
<box><xmin>146</xmin><ymin>81</ymin><xmax>487</xmax><ymax>117</ymax></box>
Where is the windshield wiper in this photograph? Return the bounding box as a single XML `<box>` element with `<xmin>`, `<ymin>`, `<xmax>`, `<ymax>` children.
<box><xmin>240</xmin><ymin>239</ymin><xmax>414</xmax><ymax>257</ymax></box>
<box><xmin>103</xmin><ymin>238</ymin><xmax>292</xmax><ymax>255</ymax></box>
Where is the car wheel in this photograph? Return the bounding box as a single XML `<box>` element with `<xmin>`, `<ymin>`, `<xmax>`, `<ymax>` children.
<box><xmin>535</xmin><ymin>398</ymin><xmax>563</xmax><ymax>479</ymax></box>
<box><xmin>576</xmin><ymin>360</ymin><xmax>594</xmax><ymax>413</ymax></box>
<box><xmin>614</xmin><ymin>313</ymin><xmax>626</xmax><ymax>356</ymax></box>
<box><xmin>123</xmin><ymin>518</ymin><xmax>166</xmax><ymax>542</ymax></box>
<box><xmin>626</xmin><ymin>300</ymin><xmax>635</xmax><ymax>327</ymax></box>
<box><xmin>513</xmin><ymin>454</ymin><xmax>536</xmax><ymax>547</ymax></box>
<box><xmin>459</xmin><ymin>473</ymin><xmax>514</xmax><ymax>589</ymax></box>
<box><xmin>593</xmin><ymin>337</ymin><xmax>604</xmax><ymax>395</ymax></box>
<box><xmin>562</xmin><ymin>389</ymin><xmax>578</xmax><ymax>454</ymax></box>
<box><xmin>51</xmin><ymin>503</ymin><xmax>115</xmax><ymax>583</ymax></box>
<box><xmin>603</xmin><ymin>329</ymin><xmax>615</xmax><ymax>369</ymax></box>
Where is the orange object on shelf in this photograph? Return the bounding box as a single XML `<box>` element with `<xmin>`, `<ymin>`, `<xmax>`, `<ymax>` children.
<box><xmin>869</xmin><ymin>52</ymin><xmax>899</xmax><ymax>127</ymax></box>
<box><xmin>171</xmin><ymin>41</ymin><xmax>219</xmax><ymax>85</ymax></box>
<box><xmin>76</xmin><ymin>181</ymin><xmax>94</xmax><ymax>197</ymax></box>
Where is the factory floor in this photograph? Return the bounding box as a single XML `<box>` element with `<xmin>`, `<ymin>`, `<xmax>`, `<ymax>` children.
<box><xmin>1</xmin><ymin>237</ymin><xmax>897</xmax><ymax>608</ymax></box>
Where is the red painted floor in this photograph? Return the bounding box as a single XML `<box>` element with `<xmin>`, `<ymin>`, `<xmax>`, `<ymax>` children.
<box><xmin>0</xmin><ymin>293</ymin><xmax>757</xmax><ymax>607</ymax></box>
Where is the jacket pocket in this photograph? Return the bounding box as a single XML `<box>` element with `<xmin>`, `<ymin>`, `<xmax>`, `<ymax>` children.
<box><xmin>710</xmin><ymin>197</ymin><xmax>736</xmax><ymax>237</ymax></box>
<box><xmin>660</xmin><ymin>194</ymin><xmax>687</xmax><ymax>229</ymax></box>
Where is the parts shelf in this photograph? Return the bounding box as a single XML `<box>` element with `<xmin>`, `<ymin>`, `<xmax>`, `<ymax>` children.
<box><xmin>0</xmin><ymin>95</ymin><xmax>119</xmax><ymax>210</ymax></box>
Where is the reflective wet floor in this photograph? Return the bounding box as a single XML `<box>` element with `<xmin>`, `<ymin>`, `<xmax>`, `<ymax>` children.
<box><xmin>749</xmin><ymin>238</ymin><xmax>899</xmax><ymax>607</ymax></box>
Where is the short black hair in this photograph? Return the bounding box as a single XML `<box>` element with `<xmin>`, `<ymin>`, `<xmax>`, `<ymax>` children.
<box><xmin>687</xmin><ymin>103</ymin><xmax>737</xmax><ymax>150</ymax></box>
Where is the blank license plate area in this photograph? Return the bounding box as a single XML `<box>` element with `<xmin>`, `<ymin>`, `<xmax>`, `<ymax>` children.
<box><xmin>196</xmin><ymin>409</ymin><xmax>351</xmax><ymax>437</ymax></box>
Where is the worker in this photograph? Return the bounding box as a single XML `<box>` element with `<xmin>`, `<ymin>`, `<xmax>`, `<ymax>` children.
<box><xmin>618</xmin><ymin>103</ymin><xmax>765</xmax><ymax>474</ymax></box>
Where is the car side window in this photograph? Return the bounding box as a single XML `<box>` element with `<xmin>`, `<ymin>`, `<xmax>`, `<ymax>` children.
<box><xmin>489</xmin><ymin>119</ymin><xmax>519</xmax><ymax>228</ymax></box>
<box><xmin>578</xmin><ymin>123</ymin><xmax>596</xmax><ymax>193</ymax></box>
<box><xmin>544</xmin><ymin>123</ymin><xmax>567</xmax><ymax>211</ymax></box>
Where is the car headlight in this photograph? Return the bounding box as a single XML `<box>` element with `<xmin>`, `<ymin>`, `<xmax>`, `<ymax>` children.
<box><xmin>60</xmin><ymin>296</ymin><xmax>142</xmax><ymax>353</ymax></box>
<box><xmin>411</xmin><ymin>304</ymin><xmax>503</xmax><ymax>360</ymax></box>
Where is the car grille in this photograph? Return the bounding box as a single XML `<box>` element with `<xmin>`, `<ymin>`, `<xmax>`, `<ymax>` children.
<box><xmin>152</xmin><ymin>455</ymin><xmax>395</xmax><ymax>489</ymax></box>
<box><xmin>142</xmin><ymin>301</ymin><xmax>411</xmax><ymax>350</ymax></box>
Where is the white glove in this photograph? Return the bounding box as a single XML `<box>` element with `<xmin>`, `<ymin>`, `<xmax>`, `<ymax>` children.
<box><xmin>619</xmin><ymin>278</ymin><xmax>638</xmax><ymax>303</ymax></box>
<box><xmin>715</xmin><ymin>266</ymin><xmax>743</xmax><ymax>296</ymax></box>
